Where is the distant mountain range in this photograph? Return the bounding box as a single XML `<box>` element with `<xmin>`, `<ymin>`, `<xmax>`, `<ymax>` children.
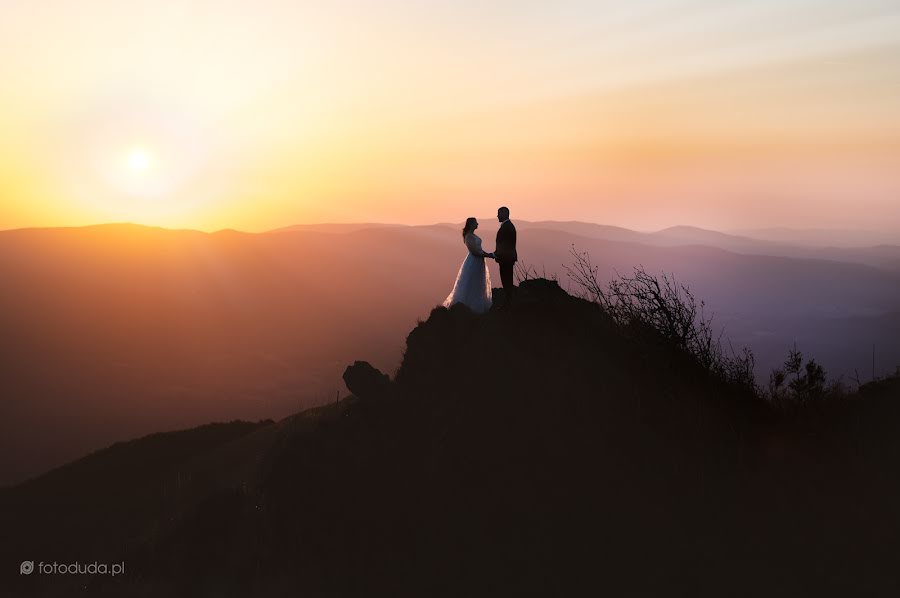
<box><xmin>1</xmin><ymin>220</ymin><xmax>899</xmax><ymax>485</ymax></box>
<box><xmin>272</xmin><ymin>221</ymin><xmax>900</xmax><ymax>271</ymax></box>
<box><xmin>729</xmin><ymin>226</ymin><xmax>900</xmax><ymax>248</ymax></box>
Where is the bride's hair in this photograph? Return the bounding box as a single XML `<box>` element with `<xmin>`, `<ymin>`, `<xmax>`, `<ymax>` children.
<box><xmin>462</xmin><ymin>217</ymin><xmax>477</xmax><ymax>240</ymax></box>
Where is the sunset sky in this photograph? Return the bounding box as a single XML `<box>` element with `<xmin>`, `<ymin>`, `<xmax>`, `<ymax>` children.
<box><xmin>2</xmin><ymin>0</ymin><xmax>899</xmax><ymax>234</ymax></box>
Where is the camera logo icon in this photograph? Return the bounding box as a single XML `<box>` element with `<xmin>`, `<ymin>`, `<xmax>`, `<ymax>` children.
<box><xmin>20</xmin><ymin>560</ymin><xmax>34</xmax><ymax>575</ymax></box>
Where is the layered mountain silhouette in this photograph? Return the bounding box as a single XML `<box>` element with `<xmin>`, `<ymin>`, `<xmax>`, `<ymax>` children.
<box><xmin>274</xmin><ymin>220</ymin><xmax>900</xmax><ymax>271</ymax></box>
<box><xmin>2</xmin><ymin>222</ymin><xmax>899</xmax><ymax>486</ymax></box>
<box><xmin>3</xmin><ymin>279</ymin><xmax>900</xmax><ymax>597</ymax></box>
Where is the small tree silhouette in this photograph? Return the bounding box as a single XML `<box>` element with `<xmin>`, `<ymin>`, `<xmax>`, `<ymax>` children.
<box><xmin>769</xmin><ymin>347</ymin><xmax>827</xmax><ymax>402</ymax></box>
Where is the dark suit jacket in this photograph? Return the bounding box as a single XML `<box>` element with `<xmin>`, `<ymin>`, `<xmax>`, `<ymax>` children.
<box><xmin>495</xmin><ymin>220</ymin><xmax>517</xmax><ymax>264</ymax></box>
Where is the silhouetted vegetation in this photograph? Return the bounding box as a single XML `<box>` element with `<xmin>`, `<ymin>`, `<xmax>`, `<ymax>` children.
<box><xmin>565</xmin><ymin>246</ymin><xmax>757</xmax><ymax>394</ymax></box>
<box><xmin>768</xmin><ymin>346</ymin><xmax>831</xmax><ymax>403</ymax></box>
<box><xmin>513</xmin><ymin>261</ymin><xmax>558</xmax><ymax>284</ymax></box>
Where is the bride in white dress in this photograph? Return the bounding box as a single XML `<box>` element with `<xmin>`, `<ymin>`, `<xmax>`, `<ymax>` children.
<box><xmin>443</xmin><ymin>217</ymin><xmax>493</xmax><ymax>314</ymax></box>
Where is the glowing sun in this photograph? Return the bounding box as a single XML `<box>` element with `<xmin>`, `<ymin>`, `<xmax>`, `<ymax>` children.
<box><xmin>58</xmin><ymin>99</ymin><xmax>219</xmax><ymax>222</ymax></box>
<box><xmin>126</xmin><ymin>147</ymin><xmax>153</xmax><ymax>174</ymax></box>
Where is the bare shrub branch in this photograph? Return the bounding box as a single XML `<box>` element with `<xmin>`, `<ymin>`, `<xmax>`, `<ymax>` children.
<box><xmin>564</xmin><ymin>246</ymin><xmax>757</xmax><ymax>394</ymax></box>
<box><xmin>514</xmin><ymin>262</ymin><xmax>558</xmax><ymax>284</ymax></box>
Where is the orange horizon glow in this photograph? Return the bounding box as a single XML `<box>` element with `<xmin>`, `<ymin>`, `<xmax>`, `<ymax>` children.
<box><xmin>2</xmin><ymin>1</ymin><xmax>900</xmax><ymax>235</ymax></box>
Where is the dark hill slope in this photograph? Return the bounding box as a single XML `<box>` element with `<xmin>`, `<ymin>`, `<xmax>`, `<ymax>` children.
<box><xmin>0</xmin><ymin>421</ymin><xmax>275</xmax><ymax>570</ymax></box>
<box><xmin>3</xmin><ymin>280</ymin><xmax>900</xmax><ymax>597</ymax></box>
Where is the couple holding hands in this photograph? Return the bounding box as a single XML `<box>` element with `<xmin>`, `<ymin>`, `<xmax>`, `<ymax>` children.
<box><xmin>443</xmin><ymin>206</ymin><xmax>517</xmax><ymax>314</ymax></box>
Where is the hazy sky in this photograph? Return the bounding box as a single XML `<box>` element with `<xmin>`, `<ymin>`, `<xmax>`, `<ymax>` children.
<box><xmin>2</xmin><ymin>0</ymin><xmax>899</xmax><ymax>233</ymax></box>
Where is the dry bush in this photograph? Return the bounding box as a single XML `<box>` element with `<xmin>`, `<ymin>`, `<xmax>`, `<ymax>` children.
<box><xmin>564</xmin><ymin>246</ymin><xmax>757</xmax><ymax>393</ymax></box>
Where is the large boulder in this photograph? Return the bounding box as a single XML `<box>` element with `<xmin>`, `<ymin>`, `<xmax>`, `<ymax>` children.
<box><xmin>342</xmin><ymin>361</ymin><xmax>391</xmax><ymax>400</ymax></box>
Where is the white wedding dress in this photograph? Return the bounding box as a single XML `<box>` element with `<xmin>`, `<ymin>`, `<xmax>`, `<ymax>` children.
<box><xmin>443</xmin><ymin>233</ymin><xmax>492</xmax><ymax>314</ymax></box>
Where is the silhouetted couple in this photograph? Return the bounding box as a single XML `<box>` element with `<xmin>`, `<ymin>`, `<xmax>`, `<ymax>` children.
<box><xmin>443</xmin><ymin>206</ymin><xmax>517</xmax><ymax>314</ymax></box>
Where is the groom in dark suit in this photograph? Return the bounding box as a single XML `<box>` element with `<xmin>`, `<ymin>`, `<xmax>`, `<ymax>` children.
<box><xmin>494</xmin><ymin>206</ymin><xmax>517</xmax><ymax>310</ymax></box>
